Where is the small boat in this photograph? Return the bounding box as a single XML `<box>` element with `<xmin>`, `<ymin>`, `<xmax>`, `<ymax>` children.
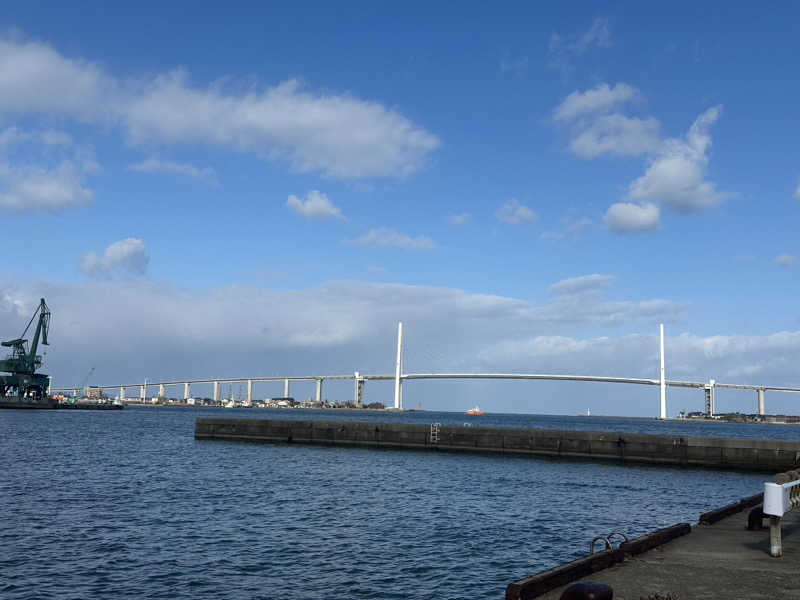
<box><xmin>466</xmin><ymin>405</ymin><xmax>485</xmax><ymax>415</ymax></box>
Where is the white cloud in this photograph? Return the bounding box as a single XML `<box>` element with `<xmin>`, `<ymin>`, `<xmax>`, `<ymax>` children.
<box><xmin>0</xmin><ymin>278</ymin><xmax>684</xmax><ymax>384</ymax></box>
<box><xmin>569</xmin><ymin>114</ymin><xmax>660</xmax><ymax>159</ymax></box>
<box><xmin>627</xmin><ymin>106</ymin><xmax>729</xmax><ymax>213</ymax></box>
<box><xmin>548</xmin><ymin>18</ymin><xmax>612</xmax><ymax>73</ymax></box>
<box><xmin>549</xmin><ymin>274</ymin><xmax>615</xmax><ymax>296</ymax></box>
<box><xmin>0</xmin><ymin>38</ymin><xmax>440</xmax><ymax>179</ymax></box>
<box><xmin>603</xmin><ymin>202</ymin><xmax>660</xmax><ymax>232</ymax></box>
<box><xmin>477</xmin><ymin>330</ymin><xmax>800</xmax><ymax>392</ymax></box>
<box><xmin>775</xmin><ymin>253</ymin><xmax>798</xmax><ymax>268</ymax></box>
<box><xmin>0</xmin><ymin>39</ymin><xmax>117</xmax><ymax>122</ymax></box>
<box><xmin>128</xmin><ymin>157</ymin><xmax>216</xmax><ymax>182</ymax></box>
<box><xmin>347</xmin><ymin>228</ymin><xmax>436</xmax><ymax>251</ymax></box>
<box><xmin>496</xmin><ymin>198</ymin><xmax>537</xmax><ymax>225</ymax></box>
<box><xmin>554</xmin><ymin>83</ymin><xmax>638</xmax><ymax>122</ymax></box>
<box><xmin>447</xmin><ymin>213</ymin><xmax>470</xmax><ymax>226</ymax></box>
<box><xmin>80</xmin><ymin>238</ymin><xmax>149</xmax><ymax>277</ymax></box>
<box><xmin>0</xmin><ymin>161</ymin><xmax>93</xmax><ymax>212</ymax></box>
<box><xmin>286</xmin><ymin>190</ymin><xmax>344</xmax><ymax>220</ymax></box>
<box><xmin>554</xmin><ymin>83</ymin><xmax>659</xmax><ymax>159</ymax></box>
<box><xmin>0</xmin><ymin>127</ymin><xmax>96</xmax><ymax>212</ymax></box>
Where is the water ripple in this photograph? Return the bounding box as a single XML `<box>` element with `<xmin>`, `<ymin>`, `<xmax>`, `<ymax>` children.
<box><xmin>0</xmin><ymin>406</ymin><xmax>776</xmax><ymax>599</ymax></box>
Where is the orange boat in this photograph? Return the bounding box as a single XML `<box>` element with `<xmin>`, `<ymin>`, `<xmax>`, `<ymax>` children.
<box><xmin>466</xmin><ymin>405</ymin><xmax>485</xmax><ymax>415</ymax></box>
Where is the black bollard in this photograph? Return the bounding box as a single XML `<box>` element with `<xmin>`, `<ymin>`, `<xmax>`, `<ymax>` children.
<box><xmin>560</xmin><ymin>582</ymin><xmax>613</xmax><ymax>600</ymax></box>
<box><xmin>747</xmin><ymin>506</ymin><xmax>765</xmax><ymax>531</ymax></box>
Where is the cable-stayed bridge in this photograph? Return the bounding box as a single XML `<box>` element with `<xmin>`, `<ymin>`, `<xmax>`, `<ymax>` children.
<box><xmin>51</xmin><ymin>323</ymin><xmax>800</xmax><ymax>418</ymax></box>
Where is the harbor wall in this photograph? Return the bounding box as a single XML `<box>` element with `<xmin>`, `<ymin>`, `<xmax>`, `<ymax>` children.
<box><xmin>194</xmin><ymin>418</ymin><xmax>800</xmax><ymax>472</ymax></box>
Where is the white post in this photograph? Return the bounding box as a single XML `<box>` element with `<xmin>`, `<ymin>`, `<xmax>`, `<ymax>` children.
<box><xmin>284</xmin><ymin>378</ymin><xmax>290</xmax><ymax>398</ymax></box>
<box><xmin>770</xmin><ymin>516</ymin><xmax>782</xmax><ymax>557</ymax></box>
<box><xmin>247</xmin><ymin>379</ymin><xmax>253</xmax><ymax>403</ymax></box>
<box><xmin>158</xmin><ymin>383</ymin><xmax>166</xmax><ymax>399</ymax></box>
<box><xmin>659</xmin><ymin>323</ymin><xmax>666</xmax><ymax>419</ymax></box>
<box><xmin>213</xmin><ymin>381</ymin><xmax>220</xmax><ymax>403</ymax></box>
<box><xmin>758</xmin><ymin>389</ymin><xmax>766</xmax><ymax>416</ymax></box>
<box><xmin>394</xmin><ymin>321</ymin><xmax>404</xmax><ymax>410</ymax></box>
<box><xmin>120</xmin><ymin>387</ymin><xmax>126</xmax><ymax>400</ymax></box>
<box><xmin>184</xmin><ymin>382</ymin><xmax>191</xmax><ymax>400</ymax></box>
<box><xmin>316</xmin><ymin>379</ymin><xmax>323</xmax><ymax>403</ymax></box>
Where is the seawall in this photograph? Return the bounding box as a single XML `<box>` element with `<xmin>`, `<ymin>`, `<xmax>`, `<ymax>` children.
<box><xmin>194</xmin><ymin>418</ymin><xmax>800</xmax><ymax>472</ymax></box>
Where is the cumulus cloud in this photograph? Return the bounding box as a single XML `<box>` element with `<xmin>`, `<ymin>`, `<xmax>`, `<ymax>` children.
<box><xmin>627</xmin><ymin>106</ymin><xmax>729</xmax><ymax>213</ymax></box>
<box><xmin>286</xmin><ymin>190</ymin><xmax>344</xmax><ymax>220</ymax></box>
<box><xmin>549</xmin><ymin>274</ymin><xmax>614</xmax><ymax>296</ymax></box>
<box><xmin>0</xmin><ymin>278</ymin><xmax>685</xmax><ymax>385</ymax></box>
<box><xmin>347</xmin><ymin>228</ymin><xmax>436</xmax><ymax>251</ymax></box>
<box><xmin>775</xmin><ymin>253</ymin><xmax>798</xmax><ymax>268</ymax></box>
<box><xmin>548</xmin><ymin>18</ymin><xmax>612</xmax><ymax>73</ymax></box>
<box><xmin>80</xmin><ymin>238</ymin><xmax>149</xmax><ymax>277</ymax></box>
<box><xmin>603</xmin><ymin>202</ymin><xmax>660</xmax><ymax>232</ymax></box>
<box><xmin>554</xmin><ymin>83</ymin><xmax>659</xmax><ymax>159</ymax></box>
<box><xmin>477</xmin><ymin>330</ymin><xmax>800</xmax><ymax>393</ymax></box>
<box><xmin>0</xmin><ymin>127</ymin><xmax>95</xmax><ymax>212</ymax></box>
<box><xmin>0</xmin><ymin>38</ymin><xmax>439</xmax><ymax>179</ymax></box>
<box><xmin>554</xmin><ymin>83</ymin><xmax>638</xmax><ymax>123</ymax></box>
<box><xmin>447</xmin><ymin>213</ymin><xmax>470</xmax><ymax>226</ymax></box>
<box><xmin>496</xmin><ymin>198</ymin><xmax>537</xmax><ymax>225</ymax></box>
<box><xmin>554</xmin><ymin>84</ymin><xmax>730</xmax><ymax>231</ymax></box>
<box><xmin>569</xmin><ymin>114</ymin><xmax>661</xmax><ymax>159</ymax></box>
<box><xmin>128</xmin><ymin>157</ymin><xmax>216</xmax><ymax>182</ymax></box>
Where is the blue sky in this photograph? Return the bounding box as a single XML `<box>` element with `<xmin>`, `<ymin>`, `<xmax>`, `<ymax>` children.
<box><xmin>2</xmin><ymin>2</ymin><xmax>800</xmax><ymax>415</ymax></box>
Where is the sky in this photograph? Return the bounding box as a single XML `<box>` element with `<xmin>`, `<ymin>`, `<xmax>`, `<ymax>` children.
<box><xmin>2</xmin><ymin>2</ymin><xmax>800</xmax><ymax>416</ymax></box>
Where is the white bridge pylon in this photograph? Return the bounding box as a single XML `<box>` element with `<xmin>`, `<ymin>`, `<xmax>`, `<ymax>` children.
<box><xmin>52</xmin><ymin>323</ymin><xmax>800</xmax><ymax>417</ymax></box>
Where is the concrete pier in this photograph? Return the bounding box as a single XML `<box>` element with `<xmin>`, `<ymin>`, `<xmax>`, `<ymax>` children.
<box><xmin>519</xmin><ymin>499</ymin><xmax>800</xmax><ymax>600</ymax></box>
<box><xmin>194</xmin><ymin>418</ymin><xmax>800</xmax><ymax>472</ymax></box>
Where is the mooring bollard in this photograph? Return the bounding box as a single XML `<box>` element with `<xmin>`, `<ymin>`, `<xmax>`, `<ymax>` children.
<box><xmin>559</xmin><ymin>582</ymin><xmax>613</xmax><ymax>600</ymax></box>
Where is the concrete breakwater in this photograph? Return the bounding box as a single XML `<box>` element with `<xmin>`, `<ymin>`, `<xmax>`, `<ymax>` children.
<box><xmin>195</xmin><ymin>418</ymin><xmax>800</xmax><ymax>472</ymax></box>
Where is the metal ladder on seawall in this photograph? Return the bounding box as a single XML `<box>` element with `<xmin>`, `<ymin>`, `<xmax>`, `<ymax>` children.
<box><xmin>430</xmin><ymin>422</ymin><xmax>441</xmax><ymax>444</ymax></box>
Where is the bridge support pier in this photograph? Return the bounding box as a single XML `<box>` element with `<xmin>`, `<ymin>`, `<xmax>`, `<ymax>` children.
<box><xmin>758</xmin><ymin>388</ymin><xmax>766</xmax><ymax>416</ymax></box>
<box><xmin>184</xmin><ymin>382</ymin><xmax>191</xmax><ymax>400</ymax></box>
<box><xmin>704</xmin><ymin>379</ymin><xmax>716</xmax><ymax>417</ymax></box>
<box><xmin>284</xmin><ymin>378</ymin><xmax>290</xmax><ymax>398</ymax></box>
<box><xmin>213</xmin><ymin>381</ymin><xmax>220</xmax><ymax>403</ymax></box>
<box><xmin>158</xmin><ymin>383</ymin><xmax>166</xmax><ymax>399</ymax></box>
<box><xmin>316</xmin><ymin>379</ymin><xmax>323</xmax><ymax>404</ymax></box>
<box><xmin>119</xmin><ymin>387</ymin><xmax>126</xmax><ymax>401</ymax></box>
<box><xmin>247</xmin><ymin>379</ymin><xmax>253</xmax><ymax>403</ymax></box>
<box><xmin>354</xmin><ymin>372</ymin><xmax>364</xmax><ymax>407</ymax></box>
<box><xmin>139</xmin><ymin>385</ymin><xmax>146</xmax><ymax>400</ymax></box>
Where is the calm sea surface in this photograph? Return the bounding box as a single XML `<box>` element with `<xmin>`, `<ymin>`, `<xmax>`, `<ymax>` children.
<box><xmin>1</xmin><ymin>407</ymin><xmax>792</xmax><ymax>599</ymax></box>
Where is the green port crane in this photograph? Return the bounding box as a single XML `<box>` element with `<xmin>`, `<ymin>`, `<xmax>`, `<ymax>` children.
<box><xmin>0</xmin><ymin>298</ymin><xmax>51</xmax><ymax>399</ymax></box>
